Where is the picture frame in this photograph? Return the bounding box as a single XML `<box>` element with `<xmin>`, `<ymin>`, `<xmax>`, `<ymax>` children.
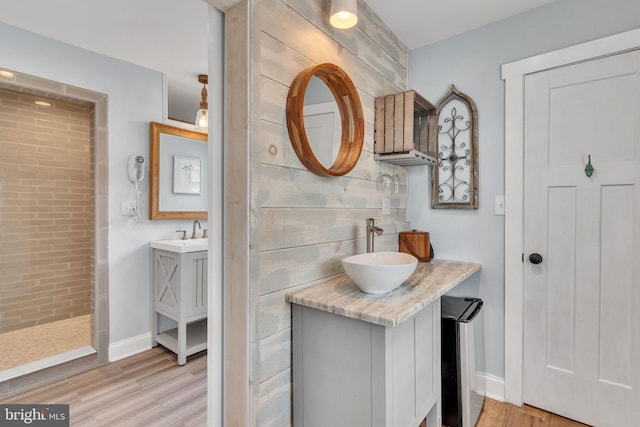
<box><xmin>173</xmin><ymin>155</ymin><xmax>201</xmax><ymax>194</ymax></box>
<box><xmin>149</xmin><ymin>122</ymin><xmax>208</xmax><ymax>220</ymax></box>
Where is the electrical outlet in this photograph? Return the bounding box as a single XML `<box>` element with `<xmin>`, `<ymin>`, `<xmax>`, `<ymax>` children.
<box><xmin>121</xmin><ymin>200</ymin><xmax>136</xmax><ymax>216</ymax></box>
<box><xmin>494</xmin><ymin>195</ymin><xmax>505</xmax><ymax>216</ymax></box>
<box><xmin>382</xmin><ymin>197</ymin><xmax>391</xmax><ymax>215</ymax></box>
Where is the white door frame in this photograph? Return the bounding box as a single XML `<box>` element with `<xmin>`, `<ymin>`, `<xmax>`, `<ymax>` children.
<box><xmin>501</xmin><ymin>27</ymin><xmax>640</xmax><ymax>406</ymax></box>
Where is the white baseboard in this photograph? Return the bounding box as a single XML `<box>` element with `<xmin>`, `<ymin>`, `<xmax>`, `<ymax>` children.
<box><xmin>477</xmin><ymin>371</ymin><xmax>505</xmax><ymax>402</ymax></box>
<box><xmin>108</xmin><ymin>332</ymin><xmax>151</xmax><ymax>362</ymax></box>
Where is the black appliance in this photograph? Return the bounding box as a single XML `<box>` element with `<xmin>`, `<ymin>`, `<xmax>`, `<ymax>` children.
<box><xmin>441</xmin><ymin>296</ymin><xmax>485</xmax><ymax>427</ymax></box>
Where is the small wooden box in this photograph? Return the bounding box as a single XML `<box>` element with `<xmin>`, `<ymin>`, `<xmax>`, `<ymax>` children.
<box><xmin>374</xmin><ymin>90</ymin><xmax>437</xmax><ymax>157</ymax></box>
<box><xmin>399</xmin><ymin>230</ymin><xmax>433</xmax><ymax>262</ymax></box>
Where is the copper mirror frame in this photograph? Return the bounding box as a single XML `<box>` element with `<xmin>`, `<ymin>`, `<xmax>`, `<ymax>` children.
<box><xmin>149</xmin><ymin>122</ymin><xmax>208</xmax><ymax>220</ymax></box>
<box><xmin>286</xmin><ymin>63</ymin><xmax>365</xmax><ymax>177</ymax></box>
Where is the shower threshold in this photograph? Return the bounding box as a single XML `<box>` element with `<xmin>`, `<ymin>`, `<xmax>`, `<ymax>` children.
<box><xmin>0</xmin><ymin>346</ymin><xmax>96</xmax><ymax>382</ymax></box>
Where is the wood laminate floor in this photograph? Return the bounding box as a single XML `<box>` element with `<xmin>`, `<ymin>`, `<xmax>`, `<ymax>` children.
<box><xmin>476</xmin><ymin>397</ymin><xmax>591</xmax><ymax>427</ymax></box>
<box><xmin>1</xmin><ymin>346</ymin><xmax>206</xmax><ymax>427</ymax></box>
<box><xmin>2</xmin><ymin>346</ymin><xmax>590</xmax><ymax>427</ymax></box>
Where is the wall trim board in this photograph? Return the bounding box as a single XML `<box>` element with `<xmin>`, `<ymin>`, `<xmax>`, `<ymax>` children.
<box><xmin>206</xmin><ymin>0</ymin><xmax>242</xmax><ymax>12</ymax></box>
<box><xmin>206</xmin><ymin>5</ymin><xmax>226</xmax><ymax>427</ymax></box>
<box><xmin>223</xmin><ymin>1</ymin><xmax>252</xmax><ymax>426</ymax></box>
<box><xmin>501</xmin><ymin>27</ymin><xmax>640</xmax><ymax>406</ymax></box>
<box><xmin>108</xmin><ymin>333</ymin><xmax>151</xmax><ymax>362</ymax></box>
<box><xmin>478</xmin><ymin>372</ymin><xmax>505</xmax><ymax>403</ymax></box>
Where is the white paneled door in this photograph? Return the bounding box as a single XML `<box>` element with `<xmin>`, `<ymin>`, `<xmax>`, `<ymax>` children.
<box><xmin>303</xmin><ymin>101</ymin><xmax>341</xmax><ymax>167</ymax></box>
<box><xmin>523</xmin><ymin>50</ymin><xmax>640</xmax><ymax>426</ymax></box>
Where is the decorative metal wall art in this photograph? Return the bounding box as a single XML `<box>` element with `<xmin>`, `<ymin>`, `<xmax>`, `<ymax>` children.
<box><xmin>432</xmin><ymin>85</ymin><xmax>478</xmax><ymax>209</ymax></box>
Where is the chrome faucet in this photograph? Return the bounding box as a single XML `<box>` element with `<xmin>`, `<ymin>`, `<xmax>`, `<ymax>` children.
<box><xmin>191</xmin><ymin>219</ymin><xmax>202</xmax><ymax>239</ymax></box>
<box><xmin>366</xmin><ymin>218</ymin><xmax>384</xmax><ymax>253</ymax></box>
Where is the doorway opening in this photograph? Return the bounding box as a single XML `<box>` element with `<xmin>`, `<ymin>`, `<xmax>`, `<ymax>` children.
<box><xmin>0</xmin><ymin>71</ymin><xmax>108</xmax><ymax>396</ymax></box>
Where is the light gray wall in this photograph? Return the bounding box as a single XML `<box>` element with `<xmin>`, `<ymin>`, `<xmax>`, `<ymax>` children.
<box><xmin>0</xmin><ymin>22</ymin><xmax>211</xmax><ymax>347</ymax></box>
<box><xmin>408</xmin><ymin>0</ymin><xmax>640</xmax><ymax>379</ymax></box>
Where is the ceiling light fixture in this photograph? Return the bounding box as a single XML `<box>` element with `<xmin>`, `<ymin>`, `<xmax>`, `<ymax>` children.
<box><xmin>330</xmin><ymin>0</ymin><xmax>358</xmax><ymax>29</ymax></box>
<box><xmin>194</xmin><ymin>74</ymin><xmax>208</xmax><ymax>131</ymax></box>
<box><xmin>34</xmin><ymin>100</ymin><xmax>52</xmax><ymax>107</ymax></box>
<box><xmin>0</xmin><ymin>70</ymin><xmax>14</xmax><ymax>79</ymax></box>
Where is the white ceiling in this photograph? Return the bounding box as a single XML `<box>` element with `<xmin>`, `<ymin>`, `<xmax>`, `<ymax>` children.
<box><xmin>0</xmin><ymin>0</ymin><xmax>556</xmax><ymax>121</ymax></box>
<box><xmin>0</xmin><ymin>0</ymin><xmax>209</xmax><ymax>123</ymax></box>
<box><xmin>365</xmin><ymin>0</ymin><xmax>557</xmax><ymax>50</ymax></box>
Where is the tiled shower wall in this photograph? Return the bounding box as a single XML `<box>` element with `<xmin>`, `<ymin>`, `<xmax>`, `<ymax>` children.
<box><xmin>0</xmin><ymin>86</ymin><xmax>91</xmax><ymax>334</ymax></box>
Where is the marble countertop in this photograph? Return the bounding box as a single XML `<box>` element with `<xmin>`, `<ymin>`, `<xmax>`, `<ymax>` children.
<box><xmin>286</xmin><ymin>259</ymin><xmax>480</xmax><ymax>327</ymax></box>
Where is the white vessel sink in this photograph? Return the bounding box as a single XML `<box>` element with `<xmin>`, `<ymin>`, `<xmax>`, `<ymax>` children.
<box><xmin>341</xmin><ymin>251</ymin><xmax>418</xmax><ymax>294</ymax></box>
<box><xmin>150</xmin><ymin>238</ymin><xmax>208</xmax><ymax>253</ymax></box>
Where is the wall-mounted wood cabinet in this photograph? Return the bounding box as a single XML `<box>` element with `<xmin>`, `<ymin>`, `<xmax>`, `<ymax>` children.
<box><xmin>374</xmin><ymin>90</ymin><xmax>437</xmax><ymax>166</ymax></box>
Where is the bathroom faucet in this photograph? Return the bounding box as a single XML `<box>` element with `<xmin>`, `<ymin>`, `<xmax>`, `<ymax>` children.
<box><xmin>191</xmin><ymin>219</ymin><xmax>202</xmax><ymax>239</ymax></box>
<box><xmin>366</xmin><ymin>218</ymin><xmax>384</xmax><ymax>253</ymax></box>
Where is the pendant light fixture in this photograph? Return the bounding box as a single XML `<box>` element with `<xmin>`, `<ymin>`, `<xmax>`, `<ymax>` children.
<box><xmin>194</xmin><ymin>74</ymin><xmax>208</xmax><ymax>131</ymax></box>
<box><xmin>330</xmin><ymin>0</ymin><xmax>358</xmax><ymax>29</ymax></box>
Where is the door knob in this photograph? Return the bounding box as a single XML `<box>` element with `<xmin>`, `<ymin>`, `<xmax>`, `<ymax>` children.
<box><xmin>529</xmin><ymin>253</ymin><xmax>543</xmax><ymax>264</ymax></box>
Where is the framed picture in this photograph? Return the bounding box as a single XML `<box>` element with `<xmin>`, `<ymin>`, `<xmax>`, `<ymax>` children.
<box><xmin>173</xmin><ymin>155</ymin><xmax>201</xmax><ymax>194</ymax></box>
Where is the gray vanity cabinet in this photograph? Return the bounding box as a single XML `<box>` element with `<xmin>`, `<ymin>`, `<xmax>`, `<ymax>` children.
<box><xmin>292</xmin><ymin>300</ymin><xmax>441</xmax><ymax>427</ymax></box>
<box><xmin>151</xmin><ymin>248</ymin><xmax>207</xmax><ymax>365</ymax></box>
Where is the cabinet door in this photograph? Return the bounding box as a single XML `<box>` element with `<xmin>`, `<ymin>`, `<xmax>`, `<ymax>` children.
<box><xmin>391</xmin><ymin>314</ymin><xmax>417</xmax><ymax>427</ymax></box>
<box><xmin>293</xmin><ymin>306</ymin><xmax>373</xmax><ymax>427</ymax></box>
<box><xmin>153</xmin><ymin>250</ymin><xmax>179</xmax><ymax>317</ymax></box>
<box><xmin>293</xmin><ymin>303</ymin><xmax>441</xmax><ymax>427</ymax></box>
<box><xmin>387</xmin><ymin>303</ymin><xmax>438</xmax><ymax>427</ymax></box>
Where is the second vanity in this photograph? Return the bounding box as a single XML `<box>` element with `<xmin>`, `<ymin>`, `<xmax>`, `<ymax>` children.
<box><xmin>150</xmin><ymin>238</ymin><xmax>208</xmax><ymax>365</ymax></box>
<box><xmin>286</xmin><ymin>259</ymin><xmax>480</xmax><ymax>427</ymax></box>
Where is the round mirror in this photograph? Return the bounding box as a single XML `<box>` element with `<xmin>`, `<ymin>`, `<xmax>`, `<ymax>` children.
<box><xmin>286</xmin><ymin>63</ymin><xmax>364</xmax><ymax>177</ymax></box>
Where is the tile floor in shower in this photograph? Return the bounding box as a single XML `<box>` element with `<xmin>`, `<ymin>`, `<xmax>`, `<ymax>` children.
<box><xmin>0</xmin><ymin>314</ymin><xmax>91</xmax><ymax>371</ymax></box>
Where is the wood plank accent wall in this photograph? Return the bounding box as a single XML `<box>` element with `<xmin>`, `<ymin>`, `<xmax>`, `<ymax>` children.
<box><xmin>225</xmin><ymin>1</ymin><xmax>410</xmax><ymax>425</ymax></box>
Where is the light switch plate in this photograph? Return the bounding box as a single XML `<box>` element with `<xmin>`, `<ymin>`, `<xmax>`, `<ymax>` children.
<box><xmin>382</xmin><ymin>197</ymin><xmax>391</xmax><ymax>215</ymax></box>
<box><xmin>494</xmin><ymin>195</ymin><xmax>505</xmax><ymax>216</ymax></box>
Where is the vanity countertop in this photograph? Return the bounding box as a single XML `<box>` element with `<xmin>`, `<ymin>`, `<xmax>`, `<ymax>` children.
<box><xmin>149</xmin><ymin>238</ymin><xmax>208</xmax><ymax>253</ymax></box>
<box><xmin>286</xmin><ymin>259</ymin><xmax>480</xmax><ymax>327</ymax></box>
